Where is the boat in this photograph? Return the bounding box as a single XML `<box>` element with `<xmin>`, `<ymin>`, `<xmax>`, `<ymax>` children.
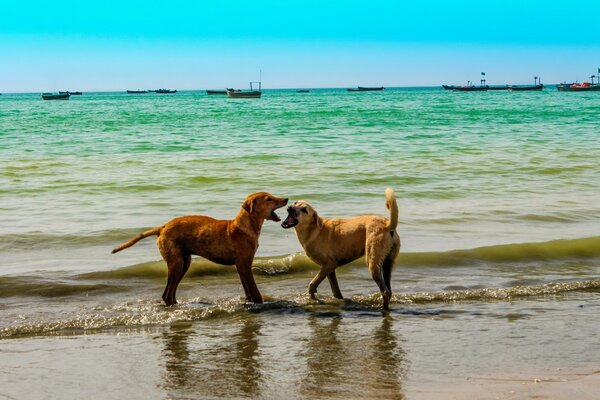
<box><xmin>206</xmin><ymin>89</ymin><xmax>230</xmax><ymax>95</ymax></box>
<box><xmin>59</xmin><ymin>91</ymin><xmax>82</xmax><ymax>95</ymax></box>
<box><xmin>557</xmin><ymin>70</ymin><xmax>600</xmax><ymax>91</ymax></box>
<box><xmin>442</xmin><ymin>81</ymin><xmax>489</xmax><ymax>91</ymax></box>
<box><xmin>227</xmin><ymin>81</ymin><xmax>262</xmax><ymax>99</ymax></box>
<box><xmin>154</xmin><ymin>89</ymin><xmax>177</xmax><ymax>94</ymax></box>
<box><xmin>42</xmin><ymin>93</ymin><xmax>70</xmax><ymax>100</ymax></box>
<box><xmin>488</xmin><ymin>85</ymin><xmax>510</xmax><ymax>91</ymax></box>
<box><xmin>508</xmin><ymin>84</ymin><xmax>544</xmax><ymax>91</ymax></box>
<box><xmin>227</xmin><ymin>89</ymin><xmax>261</xmax><ymax>98</ymax></box>
<box><xmin>347</xmin><ymin>86</ymin><xmax>385</xmax><ymax>92</ymax></box>
<box><xmin>557</xmin><ymin>82</ymin><xmax>600</xmax><ymax>92</ymax></box>
<box><xmin>296</xmin><ymin>90</ymin><xmax>310</xmax><ymax>93</ymax></box>
<box><xmin>127</xmin><ymin>90</ymin><xmax>148</xmax><ymax>94</ymax></box>
<box><xmin>358</xmin><ymin>86</ymin><xmax>384</xmax><ymax>91</ymax></box>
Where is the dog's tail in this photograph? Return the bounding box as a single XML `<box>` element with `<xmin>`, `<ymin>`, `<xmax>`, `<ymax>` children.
<box><xmin>111</xmin><ymin>226</ymin><xmax>162</xmax><ymax>254</ymax></box>
<box><xmin>385</xmin><ymin>188</ymin><xmax>399</xmax><ymax>231</ymax></box>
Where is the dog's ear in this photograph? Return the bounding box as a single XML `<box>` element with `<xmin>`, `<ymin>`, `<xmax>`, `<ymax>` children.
<box><xmin>313</xmin><ymin>211</ymin><xmax>323</xmax><ymax>229</ymax></box>
<box><xmin>242</xmin><ymin>197</ymin><xmax>256</xmax><ymax>214</ymax></box>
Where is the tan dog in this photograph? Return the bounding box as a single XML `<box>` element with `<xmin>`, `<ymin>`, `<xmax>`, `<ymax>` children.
<box><xmin>281</xmin><ymin>189</ymin><xmax>399</xmax><ymax>310</ymax></box>
<box><xmin>112</xmin><ymin>192</ymin><xmax>288</xmax><ymax>306</ymax></box>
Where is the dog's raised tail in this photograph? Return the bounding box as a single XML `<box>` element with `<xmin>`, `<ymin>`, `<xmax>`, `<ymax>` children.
<box><xmin>385</xmin><ymin>188</ymin><xmax>399</xmax><ymax>230</ymax></box>
<box><xmin>111</xmin><ymin>226</ymin><xmax>162</xmax><ymax>254</ymax></box>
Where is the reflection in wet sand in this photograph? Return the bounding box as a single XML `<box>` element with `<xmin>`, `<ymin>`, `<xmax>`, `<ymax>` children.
<box><xmin>160</xmin><ymin>318</ymin><xmax>262</xmax><ymax>398</ymax></box>
<box><xmin>300</xmin><ymin>314</ymin><xmax>407</xmax><ymax>399</ymax></box>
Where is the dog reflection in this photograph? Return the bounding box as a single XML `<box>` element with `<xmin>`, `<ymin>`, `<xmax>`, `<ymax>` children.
<box><xmin>301</xmin><ymin>315</ymin><xmax>407</xmax><ymax>399</ymax></box>
<box><xmin>161</xmin><ymin>318</ymin><xmax>262</xmax><ymax>398</ymax></box>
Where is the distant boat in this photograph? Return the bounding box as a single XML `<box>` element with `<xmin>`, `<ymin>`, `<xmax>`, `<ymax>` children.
<box><xmin>154</xmin><ymin>89</ymin><xmax>177</xmax><ymax>94</ymax></box>
<box><xmin>508</xmin><ymin>84</ymin><xmax>544</xmax><ymax>91</ymax></box>
<box><xmin>296</xmin><ymin>90</ymin><xmax>310</xmax><ymax>93</ymax></box>
<box><xmin>59</xmin><ymin>91</ymin><xmax>82</xmax><ymax>95</ymax></box>
<box><xmin>127</xmin><ymin>90</ymin><xmax>148</xmax><ymax>94</ymax></box>
<box><xmin>348</xmin><ymin>86</ymin><xmax>385</xmax><ymax>92</ymax></box>
<box><xmin>227</xmin><ymin>80</ymin><xmax>262</xmax><ymax>98</ymax></box>
<box><xmin>557</xmin><ymin>82</ymin><xmax>600</xmax><ymax>92</ymax></box>
<box><xmin>206</xmin><ymin>89</ymin><xmax>230</xmax><ymax>95</ymax></box>
<box><xmin>227</xmin><ymin>89</ymin><xmax>261</xmax><ymax>98</ymax></box>
<box><xmin>358</xmin><ymin>86</ymin><xmax>384</xmax><ymax>91</ymax></box>
<box><xmin>42</xmin><ymin>92</ymin><xmax>70</xmax><ymax>100</ymax></box>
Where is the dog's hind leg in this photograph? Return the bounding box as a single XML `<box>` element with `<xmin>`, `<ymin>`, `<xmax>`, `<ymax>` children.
<box><xmin>327</xmin><ymin>270</ymin><xmax>344</xmax><ymax>299</ymax></box>
<box><xmin>382</xmin><ymin>255</ymin><xmax>394</xmax><ymax>301</ymax></box>
<box><xmin>162</xmin><ymin>252</ymin><xmax>191</xmax><ymax>306</ymax></box>
<box><xmin>366</xmin><ymin>239</ymin><xmax>392</xmax><ymax>310</ymax></box>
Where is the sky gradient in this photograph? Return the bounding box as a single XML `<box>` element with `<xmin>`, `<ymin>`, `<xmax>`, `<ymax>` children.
<box><xmin>1</xmin><ymin>1</ymin><xmax>599</xmax><ymax>92</ymax></box>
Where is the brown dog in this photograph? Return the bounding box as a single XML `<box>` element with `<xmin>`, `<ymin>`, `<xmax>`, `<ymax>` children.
<box><xmin>112</xmin><ymin>192</ymin><xmax>288</xmax><ymax>306</ymax></box>
<box><xmin>281</xmin><ymin>189</ymin><xmax>399</xmax><ymax>310</ymax></box>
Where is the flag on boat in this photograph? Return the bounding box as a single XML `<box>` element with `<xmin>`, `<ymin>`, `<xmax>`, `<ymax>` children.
<box><xmin>481</xmin><ymin>72</ymin><xmax>486</xmax><ymax>76</ymax></box>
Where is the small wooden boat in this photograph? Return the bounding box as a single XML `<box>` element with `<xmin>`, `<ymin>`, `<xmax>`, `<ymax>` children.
<box><xmin>508</xmin><ymin>84</ymin><xmax>544</xmax><ymax>91</ymax></box>
<box><xmin>358</xmin><ymin>86</ymin><xmax>384</xmax><ymax>91</ymax></box>
<box><xmin>227</xmin><ymin>90</ymin><xmax>261</xmax><ymax>98</ymax></box>
<box><xmin>296</xmin><ymin>90</ymin><xmax>310</xmax><ymax>93</ymax></box>
<box><xmin>59</xmin><ymin>91</ymin><xmax>82</xmax><ymax>95</ymax></box>
<box><xmin>227</xmin><ymin>81</ymin><xmax>262</xmax><ymax>98</ymax></box>
<box><xmin>42</xmin><ymin>93</ymin><xmax>70</xmax><ymax>100</ymax></box>
<box><xmin>155</xmin><ymin>89</ymin><xmax>177</xmax><ymax>94</ymax></box>
<box><xmin>348</xmin><ymin>86</ymin><xmax>385</xmax><ymax>92</ymax></box>
<box><xmin>127</xmin><ymin>90</ymin><xmax>148</xmax><ymax>94</ymax></box>
<box><xmin>557</xmin><ymin>82</ymin><xmax>600</xmax><ymax>92</ymax></box>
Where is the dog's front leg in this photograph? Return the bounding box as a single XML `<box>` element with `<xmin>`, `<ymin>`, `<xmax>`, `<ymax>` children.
<box><xmin>308</xmin><ymin>266</ymin><xmax>334</xmax><ymax>299</ymax></box>
<box><xmin>235</xmin><ymin>261</ymin><xmax>263</xmax><ymax>304</ymax></box>
<box><xmin>327</xmin><ymin>270</ymin><xmax>344</xmax><ymax>299</ymax></box>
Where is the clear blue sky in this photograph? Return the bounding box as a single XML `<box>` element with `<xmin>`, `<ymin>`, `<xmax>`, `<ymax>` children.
<box><xmin>1</xmin><ymin>0</ymin><xmax>599</xmax><ymax>92</ymax></box>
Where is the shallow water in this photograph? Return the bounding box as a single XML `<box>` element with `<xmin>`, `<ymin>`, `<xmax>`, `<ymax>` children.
<box><xmin>1</xmin><ymin>88</ymin><xmax>599</xmax><ymax>398</ymax></box>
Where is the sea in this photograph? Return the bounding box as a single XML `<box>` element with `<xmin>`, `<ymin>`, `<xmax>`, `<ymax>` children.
<box><xmin>1</xmin><ymin>88</ymin><xmax>599</xmax><ymax>399</ymax></box>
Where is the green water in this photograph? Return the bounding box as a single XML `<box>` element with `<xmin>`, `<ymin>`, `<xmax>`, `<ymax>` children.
<box><xmin>1</xmin><ymin>88</ymin><xmax>599</xmax><ymax>399</ymax></box>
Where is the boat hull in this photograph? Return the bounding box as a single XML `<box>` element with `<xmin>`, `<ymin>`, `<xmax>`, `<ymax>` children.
<box><xmin>451</xmin><ymin>86</ymin><xmax>489</xmax><ymax>92</ymax></box>
<box><xmin>508</xmin><ymin>85</ymin><xmax>544</xmax><ymax>91</ymax></box>
<box><xmin>227</xmin><ymin>91</ymin><xmax>262</xmax><ymax>98</ymax></box>
<box><xmin>127</xmin><ymin>90</ymin><xmax>148</xmax><ymax>94</ymax></box>
<box><xmin>557</xmin><ymin>84</ymin><xmax>600</xmax><ymax>92</ymax></box>
<box><xmin>42</xmin><ymin>93</ymin><xmax>70</xmax><ymax>100</ymax></box>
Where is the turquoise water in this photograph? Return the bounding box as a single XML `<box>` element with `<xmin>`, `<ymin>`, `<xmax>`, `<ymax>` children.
<box><xmin>1</xmin><ymin>88</ymin><xmax>600</xmax><ymax>398</ymax></box>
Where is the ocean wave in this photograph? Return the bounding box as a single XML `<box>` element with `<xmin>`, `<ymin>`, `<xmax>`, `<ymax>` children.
<box><xmin>2</xmin><ymin>279</ymin><xmax>599</xmax><ymax>339</ymax></box>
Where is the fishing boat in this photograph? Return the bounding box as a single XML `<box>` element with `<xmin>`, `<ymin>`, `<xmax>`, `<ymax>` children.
<box><xmin>557</xmin><ymin>70</ymin><xmax>600</xmax><ymax>91</ymax></box>
<box><xmin>227</xmin><ymin>81</ymin><xmax>262</xmax><ymax>99</ymax></box>
<box><xmin>508</xmin><ymin>76</ymin><xmax>544</xmax><ymax>91</ymax></box>
<box><xmin>59</xmin><ymin>91</ymin><xmax>82</xmax><ymax>95</ymax></box>
<box><xmin>127</xmin><ymin>90</ymin><xmax>148</xmax><ymax>94</ymax></box>
<box><xmin>358</xmin><ymin>86</ymin><xmax>384</xmax><ymax>91</ymax></box>
<box><xmin>154</xmin><ymin>89</ymin><xmax>177</xmax><ymax>94</ymax></box>
<box><xmin>442</xmin><ymin>80</ymin><xmax>488</xmax><ymax>91</ymax></box>
<box><xmin>556</xmin><ymin>82</ymin><xmax>600</xmax><ymax>92</ymax></box>
<box><xmin>348</xmin><ymin>86</ymin><xmax>385</xmax><ymax>92</ymax></box>
<box><xmin>42</xmin><ymin>93</ymin><xmax>70</xmax><ymax>100</ymax></box>
<box><xmin>296</xmin><ymin>90</ymin><xmax>310</xmax><ymax>93</ymax></box>
<box><xmin>227</xmin><ymin>89</ymin><xmax>261</xmax><ymax>98</ymax></box>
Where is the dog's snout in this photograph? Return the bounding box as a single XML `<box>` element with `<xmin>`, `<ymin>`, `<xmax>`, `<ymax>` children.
<box><xmin>284</xmin><ymin>198</ymin><xmax>288</xmax><ymax>203</ymax></box>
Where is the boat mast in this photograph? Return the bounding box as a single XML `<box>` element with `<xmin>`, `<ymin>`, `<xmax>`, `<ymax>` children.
<box><xmin>480</xmin><ymin>72</ymin><xmax>486</xmax><ymax>87</ymax></box>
